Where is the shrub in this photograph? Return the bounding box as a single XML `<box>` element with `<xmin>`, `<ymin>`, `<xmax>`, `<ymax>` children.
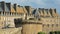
<box><xmin>49</xmin><ymin>31</ymin><xmax>55</xmax><ymax>34</ymax></box>
<box><xmin>38</xmin><ymin>32</ymin><xmax>45</xmax><ymax>34</ymax></box>
<box><xmin>49</xmin><ymin>31</ymin><xmax>60</xmax><ymax>34</ymax></box>
<box><xmin>54</xmin><ymin>31</ymin><xmax>60</xmax><ymax>34</ymax></box>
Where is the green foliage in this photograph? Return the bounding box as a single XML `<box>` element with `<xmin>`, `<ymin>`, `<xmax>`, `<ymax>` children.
<box><xmin>49</xmin><ymin>31</ymin><xmax>60</xmax><ymax>34</ymax></box>
<box><xmin>54</xmin><ymin>31</ymin><xmax>60</xmax><ymax>34</ymax></box>
<box><xmin>49</xmin><ymin>31</ymin><xmax>55</xmax><ymax>34</ymax></box>
<box><xmin>38</xmin><ymin>32</ymin><xmax>45</xmax><ymax>34</ymax></box>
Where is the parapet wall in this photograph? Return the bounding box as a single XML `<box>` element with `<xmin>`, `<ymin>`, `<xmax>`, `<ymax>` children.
<box><xmin>22</xmin><ymin>20</ymin><xmax>42</xmax><ymax>34</ymax></box>
<box><xmin>22</xmin><ymin>24</ymin><xmax>42</xmax><ymax>34</ymax></box>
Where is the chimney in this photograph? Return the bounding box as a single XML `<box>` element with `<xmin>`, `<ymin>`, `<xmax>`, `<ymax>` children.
<box><xmin>13</xmin><ymin>4</ymin><xmax>17</xmax><ymax>11</ymax></box>
<box><xmin>38</xmin><ymin>8</ymin><xmax>42</xmax><ymax>14</ymax></box>
<box><xmin>25</xmin><ymin>6</ymin><xmax>30</xmax><ymax>14</ymax></box>
<box><xmin>6</xmin><ymin>3</ymin><xmax>11</xmax><ymax>11</ymax></box>
<box><xmin>50</xmin><ymin>8</ymin><xmax>57</xmax><ymax>17</ymax></box>
<box><xmin>42</xmin><ymin>8</ymin><xmax>45</xmax><ymax>14</ymax></box>
<box><xmin>54</xmin><ymin>9</ymin><xmax>56</xmax><ymax>13</ymax></box>
<box><xmin>38</xmin><ymin>8</ymin><xmax>44</xmax><ymax>17</ymax></box>
<box><xmin>18</xmin><ymin>5</ymin><xmax>20</xmax><ymax>7</ymax></box>
<box><xmin>49</xmin><ymin>8</ymin><xmax>53</xmax><ymax>17</ymax></box>
<box><xmin>53</xmin><ymin>9</ymin><xmax>58</xmax><ymax>17</ymax></box>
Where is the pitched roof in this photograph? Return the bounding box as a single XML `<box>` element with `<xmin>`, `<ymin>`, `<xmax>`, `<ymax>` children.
<box><xmin>16</xmin><ymin>6</ymin><xmax>25</xmax><ymax>13</ymax></box>
<box><xmin>0</xmin><ymin>3</ymin><xmax>3</xmax><ymax>11</ymax></box>
<box><xmin>5</xmin><ymin>4</ymin><xmax>10</xmax><ymax>12</ymax></box>
<box><xmin>11</xmin><ymin>5</ymin><xmax>16</xmax><ymax>13</ymax></box>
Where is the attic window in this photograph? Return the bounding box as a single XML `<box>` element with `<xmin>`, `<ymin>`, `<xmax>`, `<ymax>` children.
<box><xmin>52</xmin><ymin>24</ymin><xmax>54</xmax><ymax>27</ymax></box>
<box><xmin>56</xmin><ymin>24</ymin><xmax>58</xmax><ymax>27</ymax></box>
<box><xmin>3</xmin><ymin>12</ymin><xmax>4</xmax><ymax>15</ymax></box>
<box><xmin>10</xmin><ymin>12</ymin><xmax>11</xmax><ymax>15</ymax></box>
<box><xmin>47</xmin><ymin>24</ymin><xmax>49</xmax><ymax>27</ymax></box>
<box><xmin>43</xmin><ymin>24</ymin><xmax>45</xmax><ymax>27</ymax></box>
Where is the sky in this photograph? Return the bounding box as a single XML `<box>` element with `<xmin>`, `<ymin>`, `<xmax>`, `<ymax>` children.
<box><xmin>0</xmin><ymin>0</ymin><xmax>60</xmax><ymax>14</ymax></box>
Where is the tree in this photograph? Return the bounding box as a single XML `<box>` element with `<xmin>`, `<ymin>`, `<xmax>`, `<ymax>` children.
<box><xmin>38</xmin><ymin>32</ymin><xmax>45</xmax><ymax>34</ymax></box>
<box><xmin>54</xmin><ymin>31</ymin><xmax>60</xmax><ymax>34</ymax></box>
<box><xmin>49</xmin><ymin>31</ymin><xmax>55</xmax><ymax>34</ymax></box>
<box><xmin>49</xmin><ymin>31</ymin><xmax>60</xmax><ymax>34</ymax></box>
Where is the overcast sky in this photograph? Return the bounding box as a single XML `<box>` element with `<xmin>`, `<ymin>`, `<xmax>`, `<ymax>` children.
<box><xmin>0</xmin><ymin>0</ymin><xmax>60</xmax><ymax>14</ymax></box>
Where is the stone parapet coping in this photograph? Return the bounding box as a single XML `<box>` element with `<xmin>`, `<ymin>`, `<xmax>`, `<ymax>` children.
<box><xmin>22</xmin><ymin>20</ymin><xmax>42</xmax><ymax>24</ymax></box>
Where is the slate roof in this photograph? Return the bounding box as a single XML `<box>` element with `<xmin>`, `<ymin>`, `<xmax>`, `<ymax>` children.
<box><xmin>5</xmin><ymin>4</ymin><xmax>10</xmax><ymax>12</ymax></box>
<box><xmin>0</xmin><ymin>3</ymin><xmax>3</xmax><ymax>11</ymax></box>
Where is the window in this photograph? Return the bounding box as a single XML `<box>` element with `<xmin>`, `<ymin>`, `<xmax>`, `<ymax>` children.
<box><xmin>38</xmin><ymin>18</ymin><xmax>41</xmax><ymax>20</ymax></box>
<box><xmin>47</xmin><ymin>24</ymin><xmax>49</xmax><ymax>27</ymax></box>
<box><xmin>0</xmin><ymin>12</ymin><xmax>1</xmax><ymax>15</ymax></box>
<box><xmin>43</xmin><ymin>24</ymin><xmax>45</xmax><ymax>27</ymax></box>
<box><xmin>56</xmin><ymin>24</ymin><xmax>58</xmax><ymax>27</ymax></box>
<box><xmin>9</xmin><ymin>12</ymin><xmax>11</xmax><ymax>15</ymax></box>
<box><xmin>3</xmin><ymin>12</ymin><xmax>4</xmax><ymax>15</ymax></box>
<box><xmin>52</xmin><ymin>24</ymin><xmax>54</xmax><ymax>27</ymax></box>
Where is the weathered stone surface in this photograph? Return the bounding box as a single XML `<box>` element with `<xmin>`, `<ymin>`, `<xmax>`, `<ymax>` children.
<box><xmin>0</xmin><ymin>27</ymin><xmax>22</xmax><ymax>34</ymax></box>
<box><xmin>22</xmin><ymin>24</ymin><xmax>42</xmax><ymax>34</ymax></box>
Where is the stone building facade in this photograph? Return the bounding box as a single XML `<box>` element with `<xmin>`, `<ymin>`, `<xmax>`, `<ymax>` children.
<box><xmin>0</xmin><ymin>1</ymin><xmax>60</xmax><ymax>34</ymax></box>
